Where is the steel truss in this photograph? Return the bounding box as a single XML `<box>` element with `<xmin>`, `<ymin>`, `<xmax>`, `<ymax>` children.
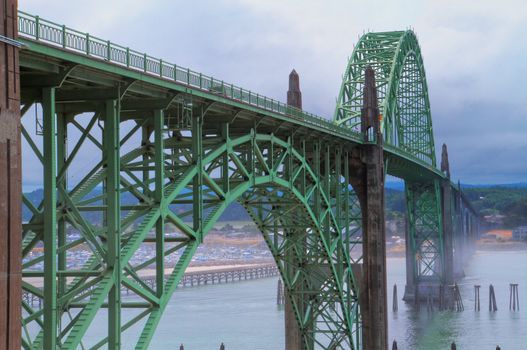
<box><xmin>21</xmin><ymin>92</ymin><xmax>363</xmax><ymax>348</ymax></box>
<box><xmin>16</xmin><ymin>9</ymin><xmax>480</xmax><ymax>349</ymax></box>
<box><xmin>334</xmin><ymin>31</ymin><xmax>445</xmax><ymax>290</ymax></box>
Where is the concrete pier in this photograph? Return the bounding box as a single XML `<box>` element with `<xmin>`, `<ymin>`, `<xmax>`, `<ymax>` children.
<box><xmin>285</xmin><ymin>69</ymin><xmax>303</xmax><ymax>350</ymax></box>
<box><xmin>359</xmin><ymin>66</ymin><xmax>388</xmax><ymax>350</ymax></box>
<box><xmin>0</xmin><ymin>1</ymin><xmax>22</xmax><ymax>348</ymax></box>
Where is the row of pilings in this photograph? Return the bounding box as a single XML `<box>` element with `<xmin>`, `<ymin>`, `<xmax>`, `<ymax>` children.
<box><xmin>179</xmin><ymin>343</ymin><xmax>225</xmax><ymax>350</ymax></box>
<box><xmin>392</xmin><ymin>283</ymin><xmax>520</xmax><ymax>312</ymax></box>
<box><xmin>391</xmin><ymin>340</ymin><xmax>502</xmax><ymax>350</ymax></box>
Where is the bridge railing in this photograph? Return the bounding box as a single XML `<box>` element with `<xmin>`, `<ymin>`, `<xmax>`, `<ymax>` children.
<box><xmin>17</xmin><ymin>11</ymin><xmax>360</xmax><ymax>141</ymax></box>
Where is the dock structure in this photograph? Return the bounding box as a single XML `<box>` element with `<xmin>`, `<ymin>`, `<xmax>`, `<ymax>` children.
<box><xmin>23</xmin><ymin>263</ymin><xmax>279</xmax><ymax>306</ymax></box>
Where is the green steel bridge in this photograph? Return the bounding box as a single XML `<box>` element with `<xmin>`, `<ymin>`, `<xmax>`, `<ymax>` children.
<box><xmin>10</xmin><ymin>10</ymin><xmax>478</xmax><ymax>350</ymax></box>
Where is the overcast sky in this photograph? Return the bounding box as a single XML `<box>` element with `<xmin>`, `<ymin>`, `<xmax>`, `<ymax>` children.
<box><xmin>22</xmin><ymin>0</ymin><xmax>527</xmax><ymax>184</ymax></box>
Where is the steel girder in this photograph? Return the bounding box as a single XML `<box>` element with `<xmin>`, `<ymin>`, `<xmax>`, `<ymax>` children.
<box><xmin>21</xmin><ymin>92</ymin><xmax>363</xmax><ymax>348</ymax></box>
<box><xmin>334</xmin><ymin>31</ymin><xmax>445</xmax><ymax>288</ymax></box>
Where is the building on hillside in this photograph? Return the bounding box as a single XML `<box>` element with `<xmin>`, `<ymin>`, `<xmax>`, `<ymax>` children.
<box><xmin>512</xmin><ymin>226</ymin><xmax>527</xmax><ymax>241</ymax></box>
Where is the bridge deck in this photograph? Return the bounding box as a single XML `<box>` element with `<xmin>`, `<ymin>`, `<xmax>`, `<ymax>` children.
<box><xmin>17</xmin><ymin>10</ymin><xmax>444</xmax><ymax>183</ymax></box>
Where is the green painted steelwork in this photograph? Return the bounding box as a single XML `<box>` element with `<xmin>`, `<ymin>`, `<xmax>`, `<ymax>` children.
<box><xmin>16</xmin><ymin>10</ymin><xmax>478</xmax><ymax>350</ymax></box>
<box><xmin>334</xmin><ymin>31</ymin><xmax>446</xmax><ymax>291</ymax></box>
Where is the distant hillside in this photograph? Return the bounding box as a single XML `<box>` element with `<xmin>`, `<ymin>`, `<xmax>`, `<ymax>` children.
<box><xmin>23</xmin><ymin>187</ymin><xmax>407</xmax><ymax>223</ymax></box>
<box><xmin>461</xmin><ymin>182</ymin><xmax>527</xmax><ymax>189</ymax></box>
<box><xmin>462</xmin><ymin>186</ymin><xmax>527</xmax><ymax>227</ymax></box>
<box><xmin>23</xmin><ymin>184</ymin><xmax>525</xmax><ymax>227</ymax></box>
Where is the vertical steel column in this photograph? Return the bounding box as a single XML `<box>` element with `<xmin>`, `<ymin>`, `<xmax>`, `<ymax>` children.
<box><xmin>56</xmin><ymin>113</ymin><xmax>68</xmax><ymax>311</ymax></box>
<box><xmin>284</xmin><ymin>138</ymin><xmax>302</xmax><ymax>350</ymax></box>
<box><xmin>105</xmin><ymin>99</ymin><xmax>121</xmax><ymax>349</ymax></box>
<box><xmin>192</xmin><ymin>108</ymin><xmax>203</xmax><ymax>242</ymax></box>
<box><xmin>141</xmin><ymin>126</ymin><xmax>151</xmax><ymax>195</ymax></box>
<box><xmin>43</xmin><ymin>87</ymin><xmax>58</xmax><ymax>350</ymax></box>
<box><xmin>221</xmin><ymin>123</ymin><xmax>230</xmax><ymax>194</ymax></box>
<box><xmin>154</xmin><ymin>109</ymin><xmax>165</xmax><ymax>296</ymax></box>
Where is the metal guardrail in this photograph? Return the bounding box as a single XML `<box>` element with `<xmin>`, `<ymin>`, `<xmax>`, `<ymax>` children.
<box><xmin>17</xmin><ymin>11</ymin><xmax>360</xmax><ymax>141</ymax></box>
<box><xmin>16</xmin><ymin>11</ymin><xmax>443</xmax><ymax>174</ymax></box>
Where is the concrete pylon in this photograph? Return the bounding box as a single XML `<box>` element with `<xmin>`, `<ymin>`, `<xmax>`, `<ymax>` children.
<box><xmin>0</xmin><ymin>1</ymin><xmax>22</xmax><ymax>348</ymax></box>
<box><xmin>287</xmin><ymin>69</ymin><xmax>302</xmax><ymax>109</ymax></box>
<box><xmin>441</xmin><ymin>144</ymin><xmax>455</xmax><ymax>290</ymax></box>
<box><xmin>285</xmin><ymin>70</ymin><xmax>303</xmax><ymax>350</ymax></box>
<box><xmin>358</xmin><ymin>66</ymin><xmax>388</xmax><ymax>350</ymax></box>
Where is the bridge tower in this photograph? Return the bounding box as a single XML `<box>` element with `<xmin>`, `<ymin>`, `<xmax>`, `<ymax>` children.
<box><xmin>284</xmin><ymin>69</ymin><xmax>303</xmax><ymax>350</ymax></box>
<box><xmin>0</xmin><ymin>0</ymin><xmax>22</xmax><ymax>348</ymax></box>
<box><xmin>351</xmin><ymin>66</ymin><xmax>388</xmax><ymax>350</ymax></box>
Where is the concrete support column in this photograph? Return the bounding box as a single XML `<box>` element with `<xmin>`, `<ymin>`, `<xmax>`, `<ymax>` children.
<box><xmin>403</xmin><ymin>216</ymin><xmax>415</xmax><ymax>299</ymax></box>
<box><xmin>285</xmin><ymin>69</ymin><xmax>303</xmax><ymax>350</ymax></box>
<box><xmin>360</xmin><ymin>67</ymin><xmax>388</xmax><ymax>350</ymax></box>
<box><xmin>0</xmin><ymin>1</ymin><xmax>21</xmax><ymax>348</ymax></box>
<box><xmin>441</xmin><ymin>144</ymin><xmax>454</xmax><ymax>287</ymax></box>
<box><xmin>441</xmin><ymin>180</ymin><xmax>454</xmax><ymax>287</ymax></box>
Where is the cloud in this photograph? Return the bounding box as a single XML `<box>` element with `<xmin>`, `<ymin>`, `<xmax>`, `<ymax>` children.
<box><xmin>20</xmin><ymin>0</ymin><xmax>527</xmax><ymax>184</ymax></box>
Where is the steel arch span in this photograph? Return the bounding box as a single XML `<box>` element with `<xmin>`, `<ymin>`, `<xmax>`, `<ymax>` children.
<box><xmin>334</xmin><ymin>31</ymin><xmax>446</xmax><ymax>300</ymax></box>
<box><xmin>334</xmin><ymin>30</ymin><xmax>436</xmax><ymax>166</ymax></box>
<box><xmin>21</xmin><ymin>105</ymin><xmax>363</xmax><ymax>349</ymax></box>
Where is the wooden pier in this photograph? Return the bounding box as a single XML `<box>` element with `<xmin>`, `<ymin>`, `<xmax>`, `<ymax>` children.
<box><xmin>23</xmin><ymin>263</ymin><xmax>279</xmax><ymax>307</ymax></box>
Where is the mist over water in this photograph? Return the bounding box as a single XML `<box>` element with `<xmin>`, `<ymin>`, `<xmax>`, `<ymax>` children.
<box><xmin>387</xmin><ymin>250</ymin><xmax>527</xmax><ymax>349</ymax></box>
<box><xmin>81</xmin><ymin>250</ymin><xmax>526</xmax><ymax>349</ymax></box>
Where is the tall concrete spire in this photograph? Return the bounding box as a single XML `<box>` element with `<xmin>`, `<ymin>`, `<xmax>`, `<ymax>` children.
<box><xmin>287</xmin><ymin>69</ymin><xmax>302</xmax><ymax>109</ymax></box>
<box><xmin>441</xmin><ymin>143</ymin><xmax>450</xmax><ymax>179</ymax></box>
<box><xmin>361</xmin><ymin>66</ymin><xmax>380</xmax><ymax>141</ymax></box>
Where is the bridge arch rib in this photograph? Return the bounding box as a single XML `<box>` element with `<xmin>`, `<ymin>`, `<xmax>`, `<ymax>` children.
<box><xmin>334</xmin><ymin>30</ymin><xmax>446</xmax><ymax>302</ymax></box>
<box><xmin>20</xmin><ymin>101</ymin><xmax>363</xmax><ymax>349</ymax></box>
<box><xmin>334</xmin><ymin>30</ymin><xmax>436</xmax><ymax>166</ymax></box>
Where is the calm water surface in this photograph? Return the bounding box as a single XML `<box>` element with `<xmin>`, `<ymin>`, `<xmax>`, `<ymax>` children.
<box><xmin>84</xmin><ymin>250</ymin><xmax>527</xmax><ymax>349</ymax></box>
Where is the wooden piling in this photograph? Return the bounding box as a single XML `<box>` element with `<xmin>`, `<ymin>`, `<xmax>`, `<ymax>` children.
<box><xmin>474</xmin><ymin>285</ymin><xmax>480</xmax><ymax>311</ymax></box>
<box><xmin>451</xmin><ymin>342</ymin><xmax>457</xmax><ymax>350</ymax></box>
<box><xmin>393</xmin><ymin>284</ymin><xmax>398</xmax><ymax>312</ymax></box>
<box><xmin>426</xmin><ymin>293</ymin><xmax>432</xmax><ymax>313</ymax></box>
<box><xmin>277</xmin><ymin>279</ymin><xmax>284</xmax><ymax>305</ymax></box>
<box><xmin>391</xmin><ymin>339</ymin><xmax>398</xmax><ymax>350</ymax></box>
<box><xmin>439</xmin><ymin>285</ymin><xmax>444</xmax><ymax>311</ymax></box>
<box><xmin>453</xmin><ymin>283</ymin><xmax>464</xmax><ymax>311</ymax></box>
<box><xmin>489</xmin><ymin>284</ymin><xmax>497</xmax><ymax>312</ymax></box>
<box><xmin>414</xmin><ymin>285</ymin><xmax>420</xmax><ymax>311</ymax></box>
<box><xmin>509</xmin><ymin>283</ymin><xmax>519</xmax><ymax>311</ymax></box>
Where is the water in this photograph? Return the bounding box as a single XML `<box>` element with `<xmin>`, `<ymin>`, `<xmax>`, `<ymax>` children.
<box><xmin>387</xmin><ymin>250</ymin><xmax>527</xmax><ymax>349</ymax></box>
<box><xmin>85</xmin><ymin>250</ymin><xmax>527</xmax><ymax>349</ymax></box>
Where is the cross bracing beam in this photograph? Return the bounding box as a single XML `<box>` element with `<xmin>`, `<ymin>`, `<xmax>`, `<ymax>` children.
<box><xmin>21</xmin><ymin>94</ymin><xmax>363</xmax><ymax>348</ymax></box>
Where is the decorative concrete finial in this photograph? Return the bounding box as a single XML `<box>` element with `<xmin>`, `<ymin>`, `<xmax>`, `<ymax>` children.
<box><xmin>361</xmin><ymin>66</ymin><xmax>380</xmax><ymax>140</ymax></box>
<box><xmin>441</xmin><ymin>143</ymin><xmax>450</xmax><ymax>178</ymax></box>
<box><xmin>287</xmin><ymin>69</ymin><xmax>302</xmax><ymax>109</ymax></box>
